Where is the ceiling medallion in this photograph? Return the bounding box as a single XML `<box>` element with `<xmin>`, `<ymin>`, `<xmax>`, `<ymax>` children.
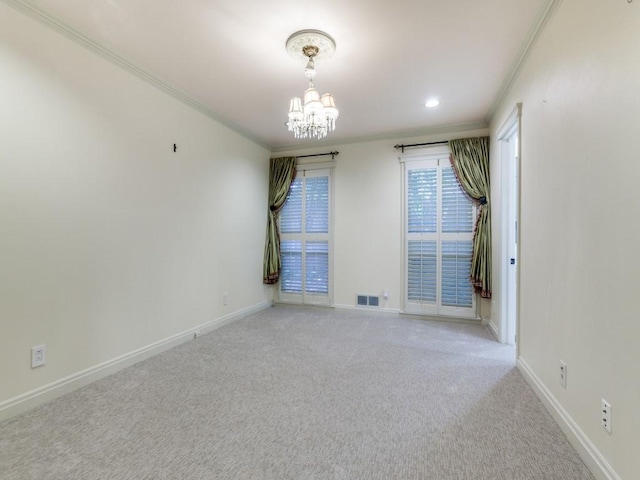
<box><xmin>285</xmin><ymin>30</ymin><xmax>339</xmax><ymax>140</ymax></box>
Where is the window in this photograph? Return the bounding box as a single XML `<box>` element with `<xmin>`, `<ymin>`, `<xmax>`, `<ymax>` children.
<box><xmin>403</xmin><ymin>149</ymin><xmax>476</xmax><ymax>317</ymax></box>
<box><xmin>279</xmin><ymin>168</ymin><xmax>332</xmax><ymax>305</ymax></box>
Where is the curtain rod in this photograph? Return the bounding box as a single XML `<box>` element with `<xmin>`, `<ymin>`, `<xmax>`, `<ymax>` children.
<box><xmin>296</xmin><ymin>151</ymin><xmax>339</xmax><ymax>160</ymax></box>
<box><xmin>393</xmin><ymin>141</ymin><xmax>448</xmax><ymax>153</ymax></box>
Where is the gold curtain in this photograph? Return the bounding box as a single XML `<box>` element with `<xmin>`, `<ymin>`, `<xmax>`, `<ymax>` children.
<box><xmin>449</xmin><ymin>137</ymin><xmax>492</xmax><ymax>298</ymax></box>
<box><xmin>263</xmin><ymin>157</ymin><xmax>297</xmax><ymax>284</ymax></box>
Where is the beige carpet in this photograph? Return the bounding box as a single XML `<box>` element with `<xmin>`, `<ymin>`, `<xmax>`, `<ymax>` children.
<box><xmin>0</xmin><ymin>305</ymin><xmax>594</xmax><ymax>479</ymax></box>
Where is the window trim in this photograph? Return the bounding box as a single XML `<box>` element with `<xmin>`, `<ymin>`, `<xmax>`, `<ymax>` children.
<box><xmin>278</xmin><ymin>165</ymin><xmax>334</xmax><ymax>307</ymax></box>
<box><xmin>400</xmin><ymin>147</ymin><xmax>478</xmax><ymax>319</ymax></box>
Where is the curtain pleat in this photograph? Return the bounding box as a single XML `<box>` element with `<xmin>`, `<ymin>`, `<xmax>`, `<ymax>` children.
<box><xmin>449</xmin><ymin>137</ymin><xmax>492</xmax><ymax>298</ymax></box>
<box><xmin>263</xmin><ymin>157</ymin><xmax>297</xmax><ymax>284</ymax></box>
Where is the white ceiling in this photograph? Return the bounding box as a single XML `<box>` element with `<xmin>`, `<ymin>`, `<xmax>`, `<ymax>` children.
<box><xmin>15</xmin><ymin>0</ymin><xmax>548</xmax><ymax>149</ymax></box>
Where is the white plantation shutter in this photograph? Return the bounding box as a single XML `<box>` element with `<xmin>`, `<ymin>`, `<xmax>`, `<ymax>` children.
<box><xmin>407</xmin><ymin>240</ymin><xmax>437</xmax><ymax>302</ymax></box>
<box><xmin>279</xmin><ymin>168</ymin><xmax>332</xmax><ymax>305</ymax></box>
<box><xmin>280</xmin><ymin>240</ymin><xmax>302</xmax><ymax>293</ymax></box>
<box><xmin>407</xmin><ymin>168</ymin><xmax>437</xmax><ymax>233</ymax></box>
<box><xmin>403</xmin><ymin>153</ymin><xmax>476</xmax><ymax>317</ymax></box>
<box><xmin>280</xmin><ymin>178</ymin><xmax>302</xmax><ymax>234</ymax></box>
<box><xmin>442</xmin><ymin>167</ymin><xmax>474</xmax><ymax>233</ymax></box>
<box><xmin>305</xmin><ymin>241</ymin><xmax>329</xmax><ymax>294</ymax></box>
<box><xmin>441</xmin><ymin>165</ymin><xmax>474</xmax><ymax>309</ymax></box>
<box><xmin>305</xmin><ymin>176</ymin><xmax>329</xmax><ymax>234</ymax></box>
<box><xmin>441</xmin><ymin>240</ymin><xmax>473</xmax><ymax>307</ymax></box>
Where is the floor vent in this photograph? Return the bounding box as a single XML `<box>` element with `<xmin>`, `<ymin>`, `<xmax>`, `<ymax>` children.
<box><xmin>356</xmin><ymin>294</ymin><xmax>380</xmax><ymax>307</ymax></box>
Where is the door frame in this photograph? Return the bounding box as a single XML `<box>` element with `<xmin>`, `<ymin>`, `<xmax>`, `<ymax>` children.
<box><xmin>497</xmin><ymin>103</ymin><xmax>522</xmax><ymax>349</ymax></box>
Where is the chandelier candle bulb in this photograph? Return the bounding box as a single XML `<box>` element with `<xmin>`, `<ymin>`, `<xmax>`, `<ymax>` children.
<box><xmin>285</xmin><ymin>30</ymin><xmax>339</xmax><ymax>140</ymax></box>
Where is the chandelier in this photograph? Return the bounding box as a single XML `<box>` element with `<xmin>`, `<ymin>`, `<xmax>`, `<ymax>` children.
<box><xmin>285</xmin><ymin>30</ymin><xmax>339</xmax><ymax>140</ymax></box>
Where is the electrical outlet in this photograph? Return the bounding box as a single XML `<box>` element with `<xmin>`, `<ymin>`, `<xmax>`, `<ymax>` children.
<box><xmin>601</xmin><ymin>399</ymin><xmax>612</xmax><ymax>434</ymax></box>
<box><xmin>559</xmin><ymin>361</ymin><xmax>567</xmax><ymax>389</ymax></box>
<box><xmin>223</xmin><ymin>293</ymin><xmax>229</xmax><ymax>306</ymax></box>
<box><xmin>31</xmin><ymin>345</ymin><xmax>46</xmax><ymax>368</ymax></box>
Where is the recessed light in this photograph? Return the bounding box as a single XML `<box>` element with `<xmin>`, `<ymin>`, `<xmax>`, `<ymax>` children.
<box><xmin>425</xmin><ymin>99</ymin><xmax>440</xmax><ymax>108</ymax></box>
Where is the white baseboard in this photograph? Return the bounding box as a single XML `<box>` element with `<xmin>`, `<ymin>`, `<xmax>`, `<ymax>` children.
<box><xmin>0</xmin><ymin>301</ymin><xmax>272</xmax><ymax>422</ymax></box>
<box><xmin>334</xmin><ymin>304</ymin><xmax>485</xmax><ymax>327</ymax></box>
<box><xmin>333</xmin><ymin>303</ymin><xmax>401</xmax><ymax>315</ymax></box>
<box><xmin>517</xmin><ymin>357</ymin><xmax>621</xmax><ymax>480</ymax></box>
<box><xmin>488</xmin><ymin>320</ymin><xmax>500</xmax><ymax>342</ymax></box>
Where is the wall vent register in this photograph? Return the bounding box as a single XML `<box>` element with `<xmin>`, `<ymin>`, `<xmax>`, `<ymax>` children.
<box><xmin>357</xmin><ymin>295</ymin><xmax>380</xmax><ymax>307</ymax></box>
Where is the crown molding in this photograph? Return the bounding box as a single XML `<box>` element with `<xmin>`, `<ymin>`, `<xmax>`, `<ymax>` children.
<box><xmin>4</xmin><ymin>0</ymin><xmax>530</xmax><ymax>154</ymax></box>
<box><xmin>2</xmin><ymin>0</ymin><xmax>271</xmax><ymax>150</ymax></box>
<box><xmin>485</xmin><ymin>0</ymin><xmax>563</xmax><ymax>123</ymax></box>
<box><xmin>270</xmin><ymin>121</ymin><xmax>489</xmax><ymax>154</ymax></box>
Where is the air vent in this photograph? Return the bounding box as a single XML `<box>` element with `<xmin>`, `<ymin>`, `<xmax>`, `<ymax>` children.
<box><xmin>356</xmin><ymin>294</ymin><xmax>380</xmax><ymax>307</ymax></box>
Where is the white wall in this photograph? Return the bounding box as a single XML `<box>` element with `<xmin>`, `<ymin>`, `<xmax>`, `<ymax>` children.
<box><xmin>9</xmin><ymin>0</ymin><xmax>635</xmax><ymax>475</ymax></box>
<box><xmin>490</xmin><ymin>1</ymin><xmax>640</xmax><ymax>478</ymax></box>
<box><xmin>273</xmin><ymin>127</ymin><xmax>488</xmax><ymax>314</ymax></box>
<box><xmin>0</xmin><ymin>3</ymin><xmax>271</xmax><ymax>412</ymax></box>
